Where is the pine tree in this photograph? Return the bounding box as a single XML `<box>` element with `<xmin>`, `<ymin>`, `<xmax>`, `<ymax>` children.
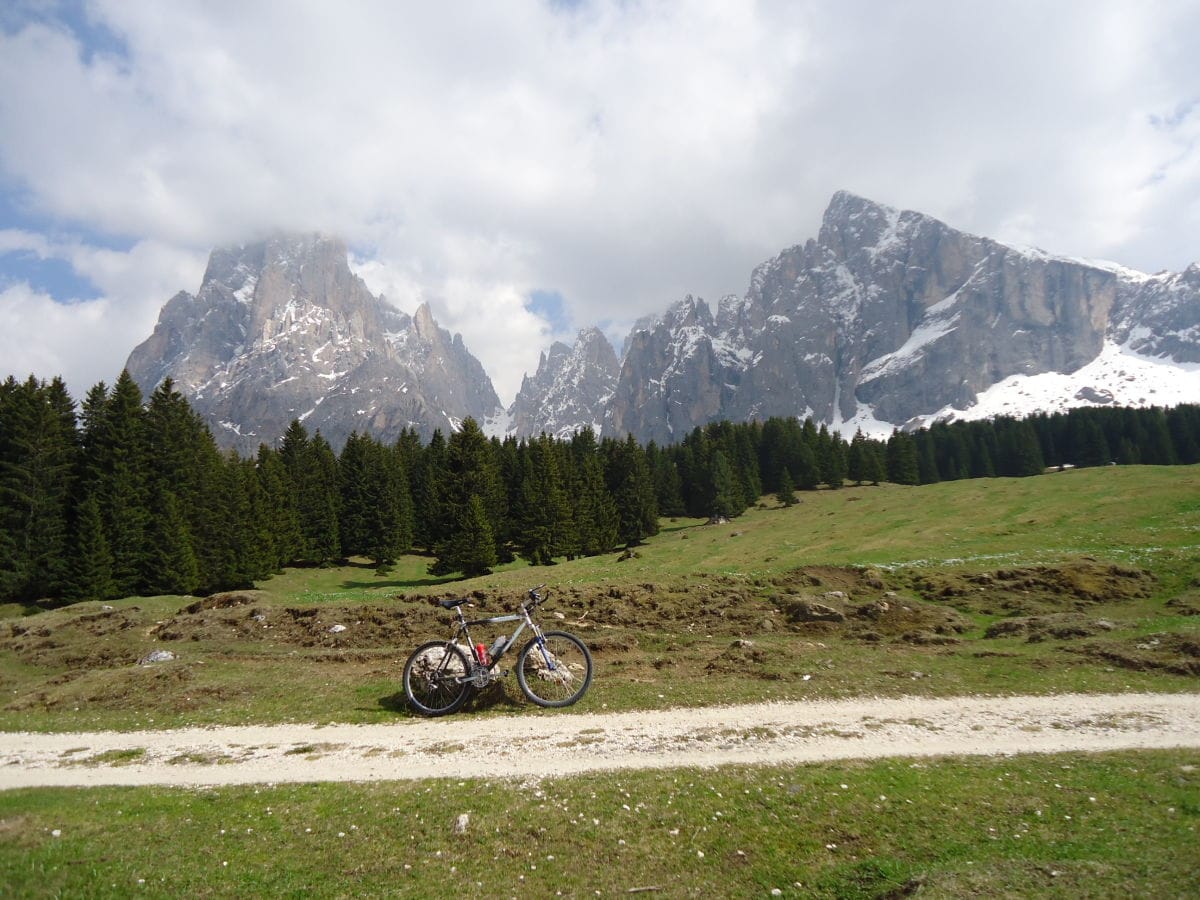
<box><xmin>431</xmin><ymin>418</ymin><xmax>506</xmax><ymax>575</ymax></box>
<box><xmin>1070</xmin><ymin>413</ymin><xmax>1111</xmax><ymax>468</ymax></box>
<box><xmin>605</xmin><ymin>434</ymin><xmax>659</xmax><ymax>545</ymax></box>
<box><xmin>915</xmin><ymin>430</ymin><xmax>940</xmax><ymax>484</ymax></box>
<box><xmin>775</xmin><ymin>469</ymin><xmax>798</xmax><ymax>507</ymax></box>
<box><xmin>255</xmin><ymin>444</ymin><xmax>301</xmax><ymax>569</ymax></box>
<box><xmin>361</xmin><ymin>440</ymin><xmax>413</xmax><ymax>568</ymax></box>
<box><xmin>847</xmin><ymin>430</ymin><xmax>869</xmax><ymax>485</ymax></box>
<box><xmin>79</xmin><ymin>372</ymin><xmax>150</xmax><ymax>597</ymax></box>
<box><xmin>886</xmin><ymin>431</ymin><xmax>920</xmax><ymax>485</ymax></box>
<box><xmin>647</xmin><ymin>441</ymin><xmax>686</xmax><ymax>517</ymax></box>
<box><xmin>64</xmin><ymin>492</ymin><xmax>115</xmax><ymax>602</ymax></box>
<box><xmin>432</xmin><ymin>495</ymin><xmax>497</xmax><ymax>577</ymax></box>
<box><xmin>142</xmin><ymin>486</ymin><xmax>200</xmax><ymax>595</ymax></box>
<box><xmin>817</xmin><ymin>425</ymin><xmax>848</xmax><ymax>489</ymax></box>
<box><xmin>0</xmin><ymin>376</ymin><xmax>76</xmax><ymax>601</ymax></box>
<box><xmin>304</xmin><ymin>433</ymin><xmax>342</xmax><ymax>564</ymax></box>
<box><xmin>864</xmin><ymin>440</ymin><xmax>886</xmax><ymax>486</ymax></box>
<box><xmin>708</xmin><ymin>450</ymin><xmax>743</xmax><ymax>519</ymax></box>
<box><xmin>413</xmin><ymin>429</ymin><xmax>450</xmax><ymax>553</ymax></box>
<box><xmin>515</xmin><ymin>435</ymin><xmax>574</xmax><ymax>566</ymax></box>
<box><xmin>338</xmin><ymin>431</ymin><xmax>372</xmax><ymax>557</ymax></box>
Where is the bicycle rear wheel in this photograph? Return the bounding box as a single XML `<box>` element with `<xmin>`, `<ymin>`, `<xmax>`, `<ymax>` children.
<box><xmin>403</xmin><ymin>640</ymin><xmax>472</xmax><ymax>716</ymax></box>
<box><xmin>516</xmin><ymin>631</ymin><xmax>593</xmax><ymax>708</ymax></box>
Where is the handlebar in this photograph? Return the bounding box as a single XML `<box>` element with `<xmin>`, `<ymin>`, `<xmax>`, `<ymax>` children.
<box><xmin>523</xmin><ymin>584</ymin><xmax>548</xmax><ymax>610</ymax></box>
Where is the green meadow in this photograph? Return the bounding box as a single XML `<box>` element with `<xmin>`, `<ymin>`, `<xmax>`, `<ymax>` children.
<box><xmin>2</xmin><ymin>465</ymin><xmax>1198</xmax><ymax>896</ymax></box>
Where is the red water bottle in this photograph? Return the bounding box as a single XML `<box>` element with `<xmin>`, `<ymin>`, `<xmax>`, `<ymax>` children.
<box><xmin>475</xmin><ymin>642</ymin><xmax>489</xmax><ymax>665</ymax></box>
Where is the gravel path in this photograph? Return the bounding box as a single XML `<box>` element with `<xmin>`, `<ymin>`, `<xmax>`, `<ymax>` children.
<box><xmin>3</xmin><ymin>692</ymin><xmax>1198</xmax><ymax>790</ymax></box>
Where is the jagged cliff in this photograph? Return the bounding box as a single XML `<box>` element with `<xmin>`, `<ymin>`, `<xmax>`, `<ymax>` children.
<box><xmin>126</xmin><ymin>234</ymin><xmax>501</xmax><ymax>452</ymax></box>
<box><xmin>127</xmin><ymin>196</ymin><xmax>1200</xmax><ymax>451</ymax></box>
<box><xmin>598</xmin><ymin>192</ymin><xmax>1199</xmax><ymax>441</ymax></box>
<box><xmin>505</xmin><ymin>327</ymin><xmax>619</xmax><ymax>439</ymax></box>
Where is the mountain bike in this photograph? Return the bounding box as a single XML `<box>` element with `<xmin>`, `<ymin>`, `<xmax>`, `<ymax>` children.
<box><xmin>402</xmin><ymin>585</ymin><xmax>593</xmax><ymax>716</ymax></box>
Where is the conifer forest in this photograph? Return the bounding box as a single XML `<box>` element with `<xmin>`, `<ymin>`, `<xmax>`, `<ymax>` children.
<box><xmin>2</xmin><ymin>370</ymin><xmax>1198</xmax><ymax>606</ymax></box>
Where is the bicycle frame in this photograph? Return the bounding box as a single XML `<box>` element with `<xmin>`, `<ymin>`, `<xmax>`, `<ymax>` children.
<box><xmin>447</xmin><ymin>601</ymin><xmax>558</xmax><ymax>678</ymax></box>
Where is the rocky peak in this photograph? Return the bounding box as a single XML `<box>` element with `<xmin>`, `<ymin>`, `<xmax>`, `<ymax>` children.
<box><xmin>412</xmin><ymin>301</ymin><xmax>439</xmax><ymax>341</ymax></box>
<box><xmin>599</xmin><ymin>190</ymin><xmax>1200</xmax><ymax>442</ymax></box>
<box><xmin>126</xmin><ymin>234</ymin><xmax>501</xmax><ymax>453</ymax></box>
<box><xmin>506</xmin><ymin>327</ymin><xmax>619</xmax><ymax>439</ymax></box>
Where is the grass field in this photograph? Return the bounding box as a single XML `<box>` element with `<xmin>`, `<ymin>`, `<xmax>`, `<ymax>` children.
<box><xmin>1</xmin><ymin>465</ymin><xmax>1197</xmax><ymax>732</ymax></box>
<box><xmin>2</xmin><ymin>750</ymin><xmax>1197</xmax><ymax>897</ymax></box>
<box><xmin>2</xmin><ymin>465</ymin><xmax>1199</xmax><ymax>896</ymax></box>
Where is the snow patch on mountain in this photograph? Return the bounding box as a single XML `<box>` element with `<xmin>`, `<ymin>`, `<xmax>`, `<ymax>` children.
<box><xmin>920</xmin><ymin>340</ymin><xmax>1200</xmax><ymax>427</ymax></box>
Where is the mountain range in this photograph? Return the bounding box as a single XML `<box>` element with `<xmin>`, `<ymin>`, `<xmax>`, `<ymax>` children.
<box><xmin>126</xmin><ymin>193</ymin><xmax>1200</xmax><ymax>451</ymax></box>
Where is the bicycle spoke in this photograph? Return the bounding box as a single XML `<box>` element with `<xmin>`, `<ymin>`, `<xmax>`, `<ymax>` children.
<box><xmin>517</xmin><ymin>631</ymin><xmax>593</xmax><ymax>708</ymax></box>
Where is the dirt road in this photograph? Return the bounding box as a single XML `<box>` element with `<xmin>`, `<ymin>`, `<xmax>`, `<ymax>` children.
<box><xmin>2</xmin><ymin>692</ymin><xmax>1198</xmax><ymax>790</ymax></box>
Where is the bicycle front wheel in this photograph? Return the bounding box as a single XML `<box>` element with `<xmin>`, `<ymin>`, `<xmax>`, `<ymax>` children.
<box><xmin>403</xmin><ymin>640</ymin><xmax>472</xmax><ymax>716</ymax></box>
<box><xmin>516</xmin><ymin>631</ymin><xmax>593</xmax><ymax>708</ymax></box>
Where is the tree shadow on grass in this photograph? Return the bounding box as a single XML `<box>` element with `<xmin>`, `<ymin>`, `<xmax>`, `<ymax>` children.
<box><xmin>341</xmin><ymin>575</ymin><xmax>460</xmax><ymax>591</ymax></box>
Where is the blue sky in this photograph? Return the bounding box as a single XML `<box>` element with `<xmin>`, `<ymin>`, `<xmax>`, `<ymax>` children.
<box><xmin>2</xmin><ymin>1</ymin><xmax>1198</xmax><ymax>404</ymax></box>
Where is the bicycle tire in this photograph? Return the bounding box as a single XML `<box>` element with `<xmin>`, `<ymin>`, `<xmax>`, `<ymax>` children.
<box><xmin>403</xmin><ymin>640</ymin><xmax>473</xmax><ymax>716</ymax></box>
<box><xmin>516</xmin><ymin>631</ymin><xmax>593</xmax><ymax>708</ymax></box>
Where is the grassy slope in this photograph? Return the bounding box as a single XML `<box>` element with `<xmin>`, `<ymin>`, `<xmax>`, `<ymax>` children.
<box><xmin>0</xmin><ymin>465</ymin><xmax>1197</xmax><ymax>732</ymax></box>
<box><xmin>2</xmin><ymin>466</ymin><xmax>1199</xmax><ymax>896</ymax></box>
<box><xmin>1</xmin><ymin>750</ymin><xmax>1197</xmax><ymax>898</ymax></box>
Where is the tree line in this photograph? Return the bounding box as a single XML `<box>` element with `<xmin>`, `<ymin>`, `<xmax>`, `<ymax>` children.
<box><xmin>2</xmin><ymin>369</ymin><xmax>1198</xmax><ymax>606</ymax></box>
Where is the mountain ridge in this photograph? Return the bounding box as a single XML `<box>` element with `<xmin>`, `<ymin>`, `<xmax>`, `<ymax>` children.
<box><xmin>125</xmin><ymin>195</ymin><xmax>1200</xmax><ymax>450</ymax></box>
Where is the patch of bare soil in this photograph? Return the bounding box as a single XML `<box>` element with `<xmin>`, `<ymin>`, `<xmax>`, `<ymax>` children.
<box><xmin>983</xmin><ymin>613</ymin><xmax>1120</xmax><ymax>642</ymax></box>
<box><xmin>767</xmin><ymin>567</ymin><xmax>969</xmax><ymax>645</ymax></box>
<box><xmin>1069</xmin><ymin>632</ymin><xmax>1200</xmax><ymax>677</ymax></box>
<box><xmin>904</xmin><ymin>559</ymin><xmax>1155</xmax><ymax>616</ymax></box>
<box><xmin>1</xmin><ymin>606</ymin><xmax>145</xmax><ymax>669</ymax></box>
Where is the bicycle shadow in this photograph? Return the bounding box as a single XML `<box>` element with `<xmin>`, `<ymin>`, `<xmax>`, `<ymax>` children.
<box><xmin>377</xmin><ymin>682</ymin><xmax>524</xmax><ymax>717</ymax></box>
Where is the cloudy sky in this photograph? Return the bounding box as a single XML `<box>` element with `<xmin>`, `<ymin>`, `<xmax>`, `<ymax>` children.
<box><xmin>1</xmin><ymin>0</ymin><xmax>1197</xmax><ymax>404</ymax></box>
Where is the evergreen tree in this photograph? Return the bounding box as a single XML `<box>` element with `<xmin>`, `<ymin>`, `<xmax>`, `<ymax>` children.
<box><xmin>733</xmin><ymin>427</ymin><xmax>763</xmax><ymax>504</ymax></box>
<box><xmin>513</xmin><ymin>435</ymin><xmax>574</xmax><ymax>565</ymax></box>
<box><xmin>847</xmin><ymin>430</ymin><xmax>870</xmax><ymax>485</ymax></box>
<box><xmin>142</xmin><ymin>486</ymin><xmax>200</xmax><ymax>595</ymax></box>
<box><xmin>915</xmin><ymin>430</ymin><xmax>940</xmax><ymax>484</ymax></box>
<box><xmin>1070</xmin><ymin>413</ymin><xmax>1111</xmax><ymax>468</ymax></box>
<box><xmin>431</xmin><ymin>418</ymin><xmax>506</xmax><ymax>575</ymax></box>
<box><xmin>707</xmin><ymin>449</ymin><xmax>743</xmax><ymax>519</ymax></box>
<box><xmin>64</xmin><ymin>492</ymin><xmax>115</xmax><ymax>602</ymax></box>
<box><xmin>432</xmin><ymin>495</ymin><xmax>497</xmax><ymax>577</ymax></box>
<box><xmin>255</xmin><ymin>444</ymin><xmax>301</xmax><ymax>569</ymax></box>
<box><xmin>864</xmin><ymin>439</ymin><xmax>886</xmax><ymax>486</ymax></box>
<box><xmin>413</xmin><ymin>429</ymin><xmax>450</xmax><ymax>553</ymax></box>
<box><xmin>79</xmin><ymin>372</ymin><xmax>150</xmax><ymax>597</ymax></box>
<box><xmin>0</xmin><ymin>376</ymin><xmax>76</xmax><ymax>601</ymax></box>
<box><xmin>361</xmin><ymin>440</ymin><xmax>413</xmax><ymax>568</ymax></box>
<box><xmin>337</xmin><ymin>431</ymin><xmax>372</xmax><ymax>557</ymax></box>
<box><xmin>775</xmin><ymin>469</ymin><xmax>798</xmax><ymax>507</ymax></box>
<box><xmin>817</xmin><ymin>425</ymin><xmax>848</xmax><ymax>488</ymax></box>
<box><xmin>885</xmin><ymin>431</ymin><xmax>920</xmax><ymax>485</ymax></box>
<box><xmin>605</xmin><ymin>434</ymin><xmax>659</xmax><ymax>545</ymax></box>
<box><xmin>304</xmin><ymin>433</ymin><xmax>342</xmax><ymax>564</ymax></box>
<box><xmin>647</xmin><ymin>441</ymin><xmax>686</xmax><ymax>517</ymax></box>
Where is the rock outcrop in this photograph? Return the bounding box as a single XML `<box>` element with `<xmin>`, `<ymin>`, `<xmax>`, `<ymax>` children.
<box><xmin>598</xmin><ymin>191</ymin><xmax>1199</xmax><ymax>440</ymax></box>
<box><xmin>126</xmin><ymin>234</ymin><xmax>501</xmax><ymax>452</ymax></box>
<box><xmin>506</xmin><ymin>327</ymin><xmax>619</xmax><ymax>439</ymax></box>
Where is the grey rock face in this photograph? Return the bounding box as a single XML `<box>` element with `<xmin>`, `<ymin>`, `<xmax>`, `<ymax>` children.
<box><xmin>126</xmin><ymin>234</ymin><xmax>501</xmax><ymax>452</ymax></box>
<box><xmin>507</xmin><ymin>327</ymin><xmax>619</xmax><ymax>439</ymax></box>
<box><xmin>603</xmin><ymin>296</ymin><xmax>746</xmax><ymax>444</ymax></box>
<box><xmin>600</xmin><ymin>191</ymin><xmax>1199</xmax><ymax>440</ymax></box>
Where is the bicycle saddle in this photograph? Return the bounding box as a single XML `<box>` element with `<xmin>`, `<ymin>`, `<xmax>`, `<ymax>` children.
<box><xmin>439</xmin><ymin>598</ymin><xmax>470</xmax><ymax>609</ymax></box>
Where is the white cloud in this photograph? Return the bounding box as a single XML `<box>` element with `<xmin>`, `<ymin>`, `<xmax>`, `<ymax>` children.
<box><xmin>0</xmin><ymin>0</ymin><xmax>1197</xmax><ymax>404</ymax></box>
